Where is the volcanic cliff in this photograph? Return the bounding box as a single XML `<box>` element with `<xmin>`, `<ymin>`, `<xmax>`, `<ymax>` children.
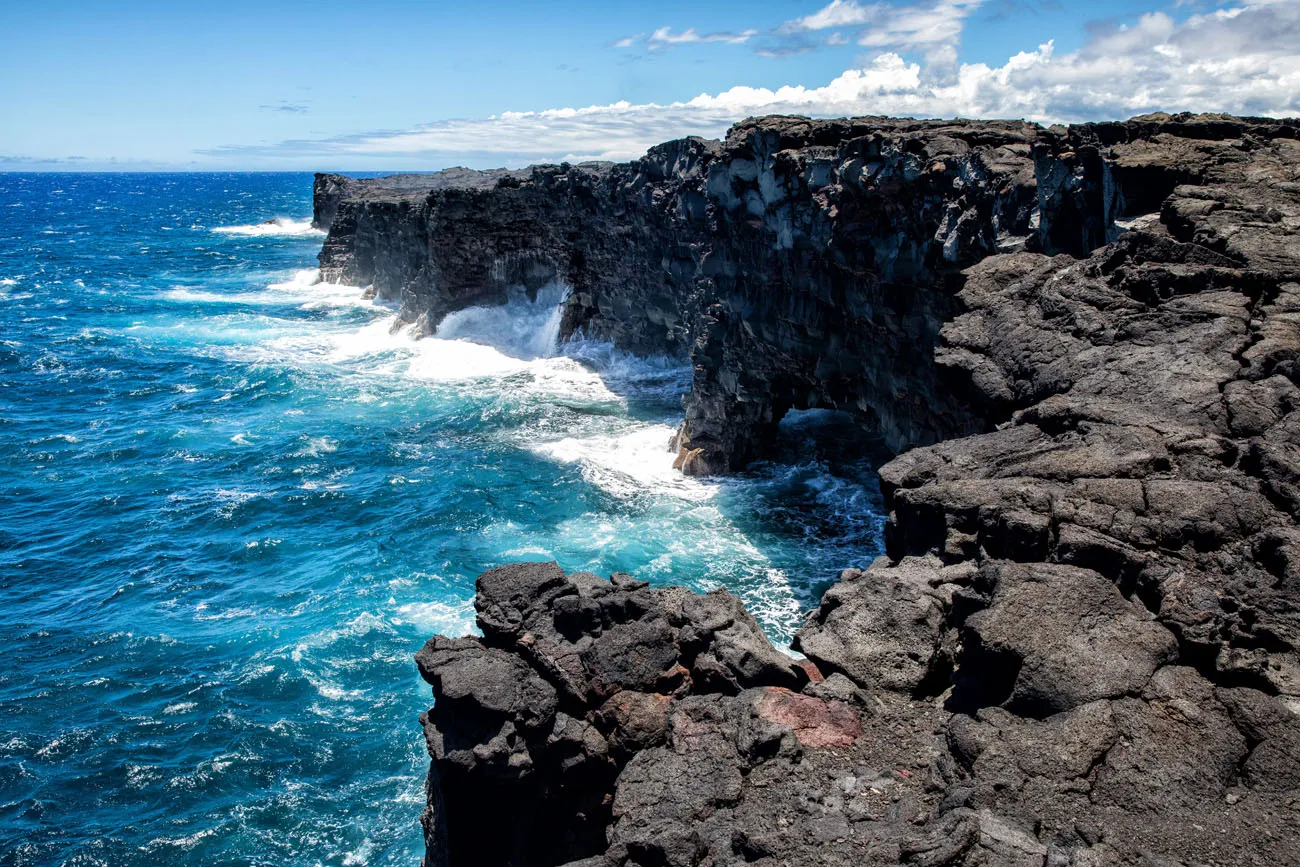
<box><xmin>314</xmin><ymin>113</ymin><xmax>1300</xmax><ymax>866</ymax></box>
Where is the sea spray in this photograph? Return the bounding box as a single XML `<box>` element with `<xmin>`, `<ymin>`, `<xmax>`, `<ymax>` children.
<box><xmin>432</xmin><ymin>282</ymin><xmax>568</xmax><ymax>360</ymax></box>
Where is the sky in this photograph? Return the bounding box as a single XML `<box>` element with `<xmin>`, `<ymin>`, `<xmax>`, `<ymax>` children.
<box><xmin>2</xmin><ymin>0</ymin><xmax>1298</xmax><ymax>171</ymax></box>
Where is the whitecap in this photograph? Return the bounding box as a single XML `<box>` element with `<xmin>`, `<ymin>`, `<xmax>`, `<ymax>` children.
<box><xmin>308</xmin><ymin>679</ymin><xmax>367</xmax><ymax>702</ymax></box>
<box><xmin>343</xmin><ymin>840</ymin><xmax>375</xmax><ymax>866</ymax></box>
<box><xmin>145</xmin><ymin>826</ymin><xmax>219</xmax><ymax>850</ymax></box>
<box><xmin>267</xmin><ymin>268</ymin><xmax>325</xmax><ymax>293</ymax></box>
<box><xmin>194</xmin><ymin>605</ymin><xmax>260</xmax><ymax>621</ymax></box>
<box><xmin>162</xmin><ymin>287</ymin><xmax>273</xmax><ymax>305</ymax></box>
<box><xmin>211</xmin><ymin>217</ymin><xmax>324</xmax><ymax>237</ymax></box>
<box><xmin>524</xmin><ymin>356</ymin><xmax>622</xmax><ymax>405</ymax></box>
<box><xmin>212</xmin><ymin>488</ymin><xmax>263</xmax><ymax>519</ymax></box>
<box><xmin>293</xmin><ymin>436</ymin><xmax>338</xmax><ymax>457</ymax></box>
<box><xmin>403</xmin><ymin>335</ymin><xmax>534</xmax><ymax>381</ymax></box>
<box><xmin>270</xmin><ymin>269</ymin><xmax>380</xmax><ymax>310</ymax></box>
<box><xmin>28</xmin><ymin>432</ymin><xmax>80</xmax><ymax>445</ymax></box>
<box><xmin>159</xmin><ymin>270</ymin><xmax>371</xmax><ymax>312</ymax></box>
<box><xmin>287</xmin><ymin>315</ymin><xmax>534</xmax><ymax>381</ymax></box>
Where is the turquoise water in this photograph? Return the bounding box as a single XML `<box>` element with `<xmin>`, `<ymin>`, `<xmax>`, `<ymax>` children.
<box><xmin>0</xmin><ymin>173</ymin><xmax>884</xmax><ymax>865</ymax></box>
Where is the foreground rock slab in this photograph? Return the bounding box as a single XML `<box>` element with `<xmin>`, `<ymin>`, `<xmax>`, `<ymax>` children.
<box><xmin>418</xmin><ymin>563</ymin><xmax>951</xmax><ymax>867</ymax></box>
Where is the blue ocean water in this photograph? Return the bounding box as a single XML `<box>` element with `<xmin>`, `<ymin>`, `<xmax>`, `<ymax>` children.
<box><xmin>0</xmin><ymin>173</ymin><xmax>884</xmax><ymax>866</ymax></box>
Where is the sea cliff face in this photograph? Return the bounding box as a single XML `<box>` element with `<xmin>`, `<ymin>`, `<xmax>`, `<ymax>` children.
<box><xmin>314</xmin><ymin>113</ymin><xmax>1300</xmax><ymax>867</ymax></box>
<box><xmin>318</xmin><ymin>118</ymin><xmax>1048</xmax><ymax>472</ymax></box>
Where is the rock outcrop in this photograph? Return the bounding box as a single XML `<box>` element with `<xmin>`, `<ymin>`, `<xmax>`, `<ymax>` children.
<box><xmin>314</xmin><ymin>112</ymin><xmax>1300</xmax><ymax>865</ymax></box>
<box><xmin>415</xmin><ymin>563</ymin><xmax>813</xmax><ymax>866</ymax></box>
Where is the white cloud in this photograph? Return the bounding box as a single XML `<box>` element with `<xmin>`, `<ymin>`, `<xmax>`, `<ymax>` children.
<box><xmin>855</xmin><ymin>0</ymin><xmax>984</xmax><ymax>63</ymax></box>
<box><xmin>203</xmin><ymin>0</ymin><xmax>1300</xmax><ymax>169</ymax></box>
<box><xmin>782</xmin><ymin>0</ymin><xmax>880</xmax><ymax>32</ymax></box>
<box><xmin>774</xmin><ymin>0</ymin><xmax>983</xmax><ymax>66</ymax></box>
<box><xmin>614</xmin><ymin>27</ymin><xmax>759</xmax><ymax>50</ymax></box>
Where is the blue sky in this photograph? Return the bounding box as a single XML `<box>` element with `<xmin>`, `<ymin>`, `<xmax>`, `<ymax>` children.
<box><xmin>3</xmin><ymin>0</ymin><xmax>1298</xmax><ymax>170</ymax></box>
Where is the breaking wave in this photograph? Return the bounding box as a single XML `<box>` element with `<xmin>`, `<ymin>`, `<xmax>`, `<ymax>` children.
<box><xmin>212</xmin><ymin>217</ymin><xmax>324</xmax><ymax>237</ymax></box>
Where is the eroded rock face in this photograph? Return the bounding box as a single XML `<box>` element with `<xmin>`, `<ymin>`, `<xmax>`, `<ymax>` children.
<box><xmin>397</xmin><ymin>113</ymin><xmax>1300</xmax><ymax>866</ymax></box>
<box><xmin>318</xmin><ymin>118</ymin><xmax>1048</xmax><ymax>473</ymax></box>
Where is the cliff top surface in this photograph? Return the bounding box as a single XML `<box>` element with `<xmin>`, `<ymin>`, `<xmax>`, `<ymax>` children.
<box><xmin>318</xmin><ymin>112</ymin><xmax>1300</xmax><ymax>209</ymax></box>
<box><xmin>314</xmin><ymin>167</ymin><xmax>530</xmax><ymax>204</ymax></box>
<box><xmin>315</xmin><ymin>162</ymin><xmax>617</xmax><ymax>205</ymax></box>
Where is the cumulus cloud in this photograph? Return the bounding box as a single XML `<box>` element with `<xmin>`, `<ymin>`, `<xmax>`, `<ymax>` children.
<box><xmin>856</xmin><ymin>0</ymin><xmax>984</xmax><ymax>64</ymax></box>
<box><xmin>204</xmin><ymin>0</ymin><xmax>1300</xmax><ymax>169</ymax></box>
<box><xmin>775</xmin><ymin>0</ymin><xmax>984</xmax><ymax>64</ymax></box>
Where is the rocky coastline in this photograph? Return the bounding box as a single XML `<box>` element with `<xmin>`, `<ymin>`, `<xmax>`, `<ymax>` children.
<box><xmin>314</xmin><ymin>113</ymin><xmax>1300</xmax><ymax>866</ymax></box>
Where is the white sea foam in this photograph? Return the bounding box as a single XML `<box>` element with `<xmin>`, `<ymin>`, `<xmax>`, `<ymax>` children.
<box><xmin>161</xmin><ymin>269</ymin><xmax>375</xmax><ymax>311</ymax></box>
<box><xmin>491</xmin><ymin>502</ymin><xmax>807</xmax><ymax>643</ymax></box>
<box><xmin>523</xmin><ymin>356</ymin><xmax>623</xmax><ymax>405</ymax></box>
<box><xmin>212</xmin><ymin>487</ymin><xmax>263</xmax><ymax>519</ymax></box>
<box><xmin>531</xmin><ymin>424</ymin><xmax>714</xmax><ymax>502</ymax></box>
<box><xmin>211</xmin><ymin>217</ymin><xmax>324</xmax><ymax>237</ymax></box>
<box><xmin>145</xmin><ymin>826</ymin><xmax>219</xmax><ymax>850</ymax></box>
<box><xmin>392</xmin><ymin>599</ymin><xmax>477</xmax><ymax>637</ymax></box>
<box><xmin>162</xmin><ymin>287</ymin><xmax>274</xmax><ymax>305</ymax></box>
<box><xmin>343</xmin><ymin>840</ymin><xmax>375</xmax><ymax>866</ymax></box>
<box><xmin>336</xmin><ymin>319</ymin><xmax>535</xmax><ymax>381</ymax></box>
<box><xmin>290</xmin><ymin>612</ymin><xmax>397</xmax><ymax>702</ymax></box>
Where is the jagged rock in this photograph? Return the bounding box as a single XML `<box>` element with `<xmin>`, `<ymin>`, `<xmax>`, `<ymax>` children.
<box><xmin>416</xmin><ymin>564</ymin><xmax>816</xmax><ymax>867</ymax></box>
<box><xmin>415</xmin><ymin>635</ymin><xmax>558</xmax><ymax>776</ymax></box>
<box><xmin>954</xmin><ymin>561</ymin><xmax>1179</xmax><ymax>716</ymax></box>
<box><xmin>469</xmin><ymin>562</ymin><xmax>806</xmax><ymax>704</ymax></box>
<box><xmin>1219</xmin><ymin>687</ymin><xmax>1300</xmax><ymax>793</ymax></box>
<box><xmin>319</xmin><ymin>118</ymin><xmax>1049</xmax><ymax>474</ymax></box>
<box><xmin>1093</xmin><ymin>667</ymin><xmax>1246</xmax><ymax>812</ymax></box>
<box><xmin>794</xmin><ymin>555</ymin><xmax>956</xmax><ymax>695</ymax></box>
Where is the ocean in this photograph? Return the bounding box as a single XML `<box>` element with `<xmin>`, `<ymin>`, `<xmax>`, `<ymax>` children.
<box><xmin>0</xmin><ymin>172</ymin><xmax>884</xmax><ymax>865</ymax></box>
